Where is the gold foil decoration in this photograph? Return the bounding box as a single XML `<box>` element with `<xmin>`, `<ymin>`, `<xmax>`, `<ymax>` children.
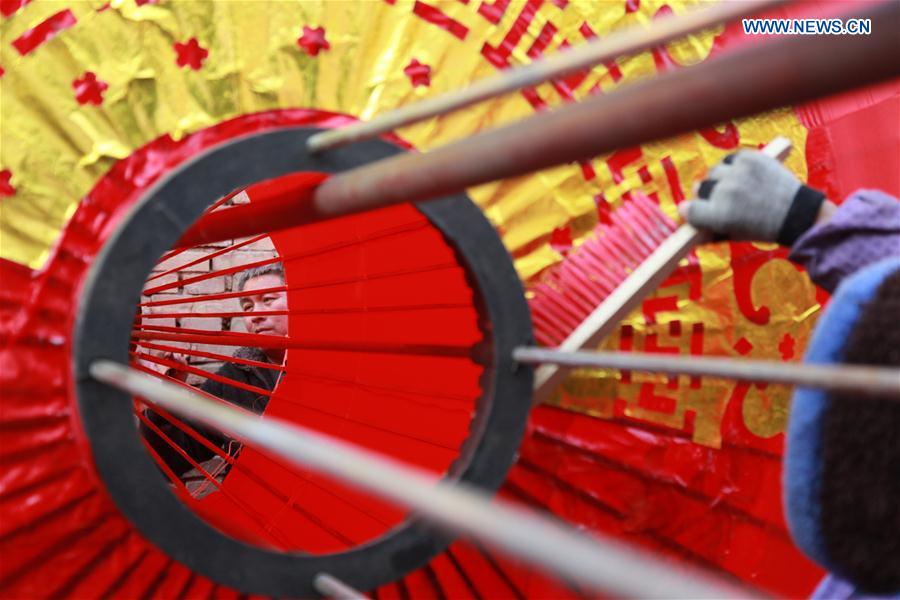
<box><xmin>0</xmin><ymin>0</ymin><xmax>815</xmax><ymax>445</ymax></box>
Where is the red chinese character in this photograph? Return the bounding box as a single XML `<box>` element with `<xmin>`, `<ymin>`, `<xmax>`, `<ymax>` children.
<box><xmin>699</xmin><ymin>122</ymin><xmax>740</xmax><ymax>149</ymax></box>
<box><xmin>481</xmin><ymin>0</ymin><xmax>544</xmax><ymax>68</ymax></box>
<box><xmin>477</xmin><ymin>0</ymin><xmax>511</xmax><ymax>24</ymax></box>
<box><xmin>779</xmin><ymin>333</ymin><xmax>795</xmax><ymax>360</ymax></box>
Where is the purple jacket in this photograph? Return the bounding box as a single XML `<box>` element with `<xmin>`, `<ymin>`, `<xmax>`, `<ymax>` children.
<box><xmin>790</xmin><ymin>189</ymin><xmax>900</xmax><ymax>293</ymax></box>
<box><xmin>787</xmin><ymin>189</ymin><xmax>900</xmax><ymax>600</ymax></box>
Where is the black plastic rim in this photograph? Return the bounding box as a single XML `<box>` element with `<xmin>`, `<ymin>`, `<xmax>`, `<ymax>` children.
<box><xmin>73</xmin><ymin>126</ymin><xmax>534</xmax><ymax>597</ymax></box>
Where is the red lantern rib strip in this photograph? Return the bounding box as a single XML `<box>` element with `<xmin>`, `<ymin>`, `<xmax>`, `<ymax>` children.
<box><xmin>153</xmin><ymin>187</ymin><xmax>251</xmax><ymax>265</ymax></box>
<box><xmin>133</xmin><ymin>354</ymin><xmax>464</xmax><ymax>453</ymax></box>
<box><xmin>138</xmin><ymin>402</ymin><xmax>358</xmax><ymax>546</ymax></box>
<box><xmin>141</xmin><ymin>303</ymin><xmax>471</xmax><ymax>319</ymax></box>
<box><xmin>132</xmin><ymin>351</ymin><xmax>273</xmax><ymax>398</ymax></box>
<box><xmin>136</xmin><ymin>411</ymin><xmax>291</xmax><ymax>549</ymax></box>
<box><xmin>148</xmin><ymin>234</ymin><xmax>270</xmax><ymax>282</ymax></box>
<box><xmin>131</xmin><ymin>368</ymin><xmax>403</xmax><ymax>544</ymax></box>
<box><xmin>136</xmin><ymin>342</ymin><xmax>285</xmax><ymax>372</ymax></box>
<box><xmin>139</xmin><ymin>260</ymin><xmax>457</xmax><ymax>308</ymax></box>
<box><xmin>140</xmin><ymin>286</ymin><xmax>287</xmax><ymax>308</ymax></box>
<box><xmin>144</xmin><ymin>256</ymin><xmax>280</xmax><ymax>296</ymax></box>
<box><xmin>135</xmin><ymin>341</ymin><xmax>473</xmax><ymax>405</ymax></box>
<box><xmin>145</xmin><ymin>219</ymin><xmax>431</xmax><ymax>296</ymax></box>
<box><xmin>132</xmin><ymin>326</ymin><xmax>478</xmax><ymax>358</ymax></box>
<box><xmin>268</xmin><ymin>393</ymin><xmax>460</xmax><ymax>452</ymax></box>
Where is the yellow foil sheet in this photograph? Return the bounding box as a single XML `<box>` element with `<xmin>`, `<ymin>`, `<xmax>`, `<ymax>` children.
<box><xmin>0</xmin><ymin>0</ymin><xmax>813</xmax><ymax>445</ymax></box>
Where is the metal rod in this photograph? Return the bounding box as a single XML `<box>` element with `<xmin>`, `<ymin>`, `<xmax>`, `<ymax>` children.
<box><xmin>306</xmin><ymin>0</ymin><xmax>787</xmax><ymax>153</ymax></box>
<box><xmin>532</xmin><ymin>137</ymin><xmax>792</xmax><ymax>404</ymax></box>
<box><xmin>518</xmin><ymin>347</ymin><xmax>900</xmax><ymax>400</ymax></box>
<box><xmin>91</xmin><ymin>359</ymin><xmax>748</xmax><ymax>599</ymax></box>
<box><xmin>314</xmin><ymin>574</ymin><xmax>368</xmax><ymax>600</ymax></box>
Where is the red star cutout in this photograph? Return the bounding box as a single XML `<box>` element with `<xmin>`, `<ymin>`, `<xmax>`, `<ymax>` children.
<box><xmin>72</xmin><ymin>71</ymin><xmax>108</xmax><ymax>105</ymax></box>
<box><xmin>0</xmin><ymin>170</ymin><xmax>15</xmax><ymax>198</ymax></box>
<box><xmin>174</xmin><ymin>38</ymin><xmax>208</xmax><ymax>70</ymax></box>
<box><xmin>403</xmin><ymin>58</ymin><xmax>431</xmax><ymax>88</ymax></box>
<box><xmin>297</xmin><ymin>25</ymin><xmax>329</xmax><ymax>56</ymax></box>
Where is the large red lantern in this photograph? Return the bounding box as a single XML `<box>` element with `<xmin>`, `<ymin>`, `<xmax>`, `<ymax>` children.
<box><xmin>1</xmin><ymin>0</ymin><xmax>897</xmax><ymax>597</ymax></box>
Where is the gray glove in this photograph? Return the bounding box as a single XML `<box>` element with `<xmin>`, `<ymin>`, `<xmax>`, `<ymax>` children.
<box><xmin>686</xmin><ymin>150</ymin><xmax>826</xmax><ymax>245</ymax></box>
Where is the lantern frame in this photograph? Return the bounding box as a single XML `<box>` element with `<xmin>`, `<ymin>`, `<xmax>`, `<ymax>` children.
<box><xmin>72</xmin><ymin>127</ymin><xmax>534</xmax><ymax>597</ymax></box>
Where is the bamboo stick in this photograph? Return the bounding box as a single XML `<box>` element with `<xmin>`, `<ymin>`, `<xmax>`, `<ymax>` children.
<box><xmin>518</xmin><ymin>347</ymin><xmax>900</xmax><ymax>400</ymax></box>
<box><xmin>306</xmin><ymin>0</ymin><xmax>787</xmax><ymax>153</ymax></box>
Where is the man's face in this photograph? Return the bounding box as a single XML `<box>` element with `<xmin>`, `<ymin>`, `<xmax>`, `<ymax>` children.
<box><xmin>239</xmin><ymin>274</ymin><xmax>288</xmax><ymax>337</ymax></box>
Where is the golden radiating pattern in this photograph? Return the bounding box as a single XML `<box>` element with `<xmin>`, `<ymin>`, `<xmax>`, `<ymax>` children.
<box><xmin>554</xmin><ymin>246</ymin><xmax>819</xmax><ymax>447</ymax></box>
<box><xmin>0</xmin><ymin>0</ymin><xmax>814</xmax><ymax>446</ymax></box>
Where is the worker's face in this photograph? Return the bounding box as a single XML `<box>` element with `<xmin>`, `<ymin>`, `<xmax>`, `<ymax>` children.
<box><xmin>239</xmin><ymin>275</ymin><xmax>288</xmax><ymax>337</ymax></box>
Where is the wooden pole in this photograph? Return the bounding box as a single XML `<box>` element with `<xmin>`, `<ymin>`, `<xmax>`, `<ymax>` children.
<box><xmin>179</xmin><ymin>1</ymin><xmax>899</xmax><ymax>246</ymax></box>
<box><xmin>306</xmin><ymin>0</ymin><xmax>788</xmax><ymax>153</ymax></box>
<box><xmin>91</xmin><ymin>360</ymin><xmax>747</xmax><ymax>599</ymax></box>
<box><xmin>309</xmin><ymin>1</ymin><xmax>898</xmax><ymax>221</ymax></box>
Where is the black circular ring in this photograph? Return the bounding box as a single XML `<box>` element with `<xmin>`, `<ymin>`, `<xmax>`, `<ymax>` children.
<box><xmin>73</xmin><ymin>126</ymin><xmax>534</xmax><ymax>597</ymax></box>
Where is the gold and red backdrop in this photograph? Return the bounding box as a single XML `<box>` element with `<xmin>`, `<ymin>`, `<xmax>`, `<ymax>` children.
<box><xmin>1</xmin><ymin>0</ymin><xmax>897</xmax><ymax>597</ymax></box>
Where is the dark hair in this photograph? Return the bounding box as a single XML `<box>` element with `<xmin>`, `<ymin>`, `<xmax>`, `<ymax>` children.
<box><xmin>820</xmin><ymin>269</ymin><xmax>900</xmax><ymax>593</ymax></box>
<box><xmin>234</xmin><ymin>262</ymin><xmax>284</xmax><ymax>292</ymax></box>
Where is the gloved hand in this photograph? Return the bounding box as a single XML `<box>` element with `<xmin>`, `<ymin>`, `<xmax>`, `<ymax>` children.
<box><xmin>679</xmin><ymin>150</ymin><xmax>828</xmax><ymax>245</ymax></box>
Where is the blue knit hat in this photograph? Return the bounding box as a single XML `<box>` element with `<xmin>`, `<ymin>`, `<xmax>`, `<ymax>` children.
<box><xmin>784</xmin><ymin>257</ymin><xmax>900</xmax><ymax>579</ymax></box>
